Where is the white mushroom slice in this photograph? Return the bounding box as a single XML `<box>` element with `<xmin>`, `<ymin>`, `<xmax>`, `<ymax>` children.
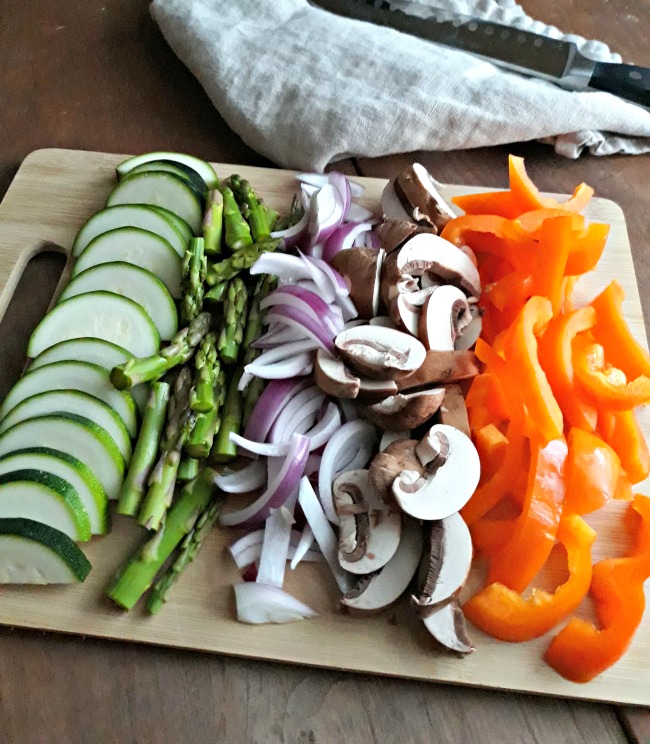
<box><xmin>379</xmin><ymin>430</ymin><xmax>411</xmax><ymax>452</ymax></box>
<box><xmin>454</xmin><ymin>305</ymin><xmax>483</xmax><ymax>351</ymax></box>
<box><xmin>369</xmin><ymin>316</ymin><xmax>397</xmax><ymax>329</ymax></box>
<box><xmin>375</xmin><ymin>219</ymin><xmax>419</xmax><ymax>254</ymax></box>
<box><xmin>419</xmin><ymin>286</ymin><xmax>472</xmax><ymax>351</ymax></box>
<box><xmin>381</xmin><ymin>179</ymin><xmax>414</xmax><ymax>223</ymax></box>
<box><xmin>335</xmin><ymin>325</ymin><xmax>426</xmax><ymax>380</ymax></box>
<box><xmin>412</xmin><ymin>512</ymin><xmax>473</xmax><ymax>615</ymax></box>
<box><xmin>394</xmin><ymin>163</ymin><xmax>456</xmax><ymax>230</ymax></box>
<box><xmin>372</xmin><ymin>248</ymin><xmax>385</xmax><ymax>318</ymax></box>
<box><xmin>341</xmin><ymin>517</ymin><xmax>424</xmax><ymax>613</ymax></box>
<box><xmin>437</xmin><ymin>384</ymin><xmax>471</xmax><ymax>438</ymax></box>
<box><xmin>393</xmin><ymin>424</ymin><xmax>480</xmax><ymax>520</ymax></box>
<box><xmin>361</xmin><ymin>388</ymin><xmax>445</xmax><ymax>431</ymax></box>
<box><xmin>314</xmin><ymin>349</ymin><xmax>361</xmax><ymax>399</ymax></box>
<box><xmin>422</xmin><ymin>598</ymin><xmax>474</xmax><ymax>654</ymax></box>
<box><xmin>333</xmin><ymin>469</ymin><xmax>402</xmax><ymax>575</ymax></box>
<box><xmin>330</xmin><ymin>248</ymin><xmax>380</xmax><ymax>320</ymax></box>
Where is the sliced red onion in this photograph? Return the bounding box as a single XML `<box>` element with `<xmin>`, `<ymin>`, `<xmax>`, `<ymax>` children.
<box><xmin>339</xmin><ymin>399</ymin><xmax>360</xmax><ymax>422</ymax></box>
<box><xmin>234</xmin><ymin>582</ymin><xmax>318</xmax><ymax>624</ymax></box>
<box><xmin>228</xmin><ymin>529</ymin><xmax>322</xmax><ymax>570</ymax></box>
<box><xmin>290</xmin><ymin>524</ymin><xmax>316</xmax><ymax>570</ymax></box>
<box><xmin>322</xmin><ymin>222</ymin><xmax>374</xmax><ymax>263</ymax></box>
<box><xmin>298</xmin><ymin>477</ymin><xmax>353</xmax><ymax>593</ymax></box>
<box><xmin>244</xmin><ymin>352</ymin><xmax>313</xmax><ymax>381</ymax></box>
<box><xmin>346</xmin><ymin>202</ymin><xmax>377</xmax><ymax>223</ymax></box>
<box><xmin>343</xmin><ymin>319</ymin><xmax>366</xmax><ymax>330</ymax></box>
<box><xmin>347</xmin><ymin>180</ymin><xmax>365</xmax><ymax>198</ymax></box>
<box><xmin>309</xmin><ymin>184</ymin><xmax>346</xmax><ymax>248</ymax></box>
<box><xmin>333</xmin><ymin>292</ymin><xmax>358</xmax><ymax>322</ymax></box>
<box><xmin>264</xmin><ymin>306</ymin><xmax>336</xmax><ymax>354</ymax></box>
<box><xmin>299</xmin><ymin>251</ymin><xmax>337</xmax><ymax>303</ymax></box>
<box><xmin>261</xmin><ymin>287</ymin><xmax>344</xmax><ymax>336</ymax></box>
<box><xmin>305</xmin><ymin>255</ymin><xmax>350</xmax><ymax>298</ymax></box>
<box><xmin>220</xmin><ymin>434</ymin><xmax>310</xmax><ymax>527</ymax></box>
<box><xmin>305</xmin><ymin>453</ymin><xmax>322</xmax><ymax>477</ymax></box>
<box><xmin>229</xmin><ymin>433</ymin><xmax>292</xmax><ymax>458</ymax></box>
<box><xmin>252</xmin><ymin>325</ymin><xmax>308</xmax><ymax>349</ymax></box>
<box><xmin>256</xmin><ymin>489</ymin><xmax>298</xmax><ymax>587</ymax></box>
<box><xmin>250</xmin><ymin>253</ymin><xmax>312</xmax><ymax>283</ymax></box>
<box><xmin>246</xmin><ymin>338</ymin><xmax>318</xmax><ymax>367</ymax></box>
<box><xmin>269</xmin><ymin>386</ymin><xmax>325</xmax><ymax>444</ymax></box>
<box><xmin>296</xmin><ymin>173</ymin><xmax>329</xmax><ymax>188</ymax></box>
<box><xmin>302</xmin><ymin>402</ymin><xmax>341</xmax><ymax>451</ymax></box>
<box><xmin>318</xmin><ymin>420</ymin><xmax>378</xmax><ymax>524</ymax></box>
<box><xmin>243</xmin><ymin>378</ymin><xmax>311</xmax><ymax>442</ymax></box>
<box><xmin>270</xmin><ymin>209</ymin><xmax>309</xmax><ymax>250</ymax></box>
<box><xmin>214</xmin><ymin>459</ymin><xmax>267</xmax><ymax>494</ymax></box>
<box><xmin>327</xmin><ymin>172</ymin><xmax>352</xmax><ymax>217</ymax></box>
<box><xmin>364</xmin><ymin>230</ymin><xmax>381</xmax><ymax>249</ymax></box>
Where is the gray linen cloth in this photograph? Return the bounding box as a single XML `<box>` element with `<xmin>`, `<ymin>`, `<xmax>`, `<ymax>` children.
<box><xmin>150</xmin><ymin>0</ymin><xmax>650</xmax><ymax>171</ymax></box>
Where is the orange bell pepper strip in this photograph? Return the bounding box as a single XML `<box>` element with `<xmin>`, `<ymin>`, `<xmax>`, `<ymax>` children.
<box><xmin>515</xmin><ymin>209</ymin><xmax>585</xmax><ymax>237</ymax></box>
<box><xmin>465</xmin><ymin>514</ymin><xmax>595</xmax><ymax>641</ymax></box>
<box><xmin>598</xmin><ymin>409</ymin><xmax>650</xmax><ymax>485</ymax></box>
<box><xmin>615</xmin><ymin>473</ymin><xmax>634</xmax><ymax>501</ymax></box>
<box><xmin>474</xmin><ymin>423</ymin><xmax>508</xmax><ymax>480</ymax></box>
<box><xmin>508</xmin><ymin>155</ymin><xmax>594</xmax><ymax>214</ymax></box>
<box><xmin>484</xmin><ymin>270</ymin><xmax>533</xmax><ymax>313</ymax></box>
<box><xmin>538</xmin><ymin>306</ymin><xmax>598</xmax><ymax>432</ymax></box>
<box><xmin>565</xmin><ymin>223</ymin><xmax>609</xmax><ymax>276</ymax></box>
<box><xmin>560</xmin><ymin>276</ymin><xmax>577</xmax><ymax>313</ymax></box>
<box><xmin>486</xmin><ymin>436</ymin><xmax>567</xmax><ymax>592</ymax></box>
<box><xmin>589</xmin><ymin>280</ymin><xmax>650</xmax><ymax>379</ymax></box>
<box><xmin>573</xmin><ymin>335</ymin><xmax>650</xmax><ymax>410</ymax></box>
<box><xmin>470</xmin><ymin>516</ymin><xmax>517</xmax><ymax>559</ymax></box>
<box><xmin>505</xmin><ymin>296</ymin><xmax>564</xmax><ymax>444</ymax></box>
<box><xmin>544</xmin><ymin>495</ymin><xmax>650</xmax><ymax>683</ymax></box>
<box><xmin>451</xmin><ymin>190</ymin><xmax>521</xmax><ymax>219</ymax></box>
<box><xmin>564</xmin><ymin>428</ymin><xmax>620</xmax><ymax>515</ymax></box>
<box><xmin>531</xmin><ymin>216</ymin><xmax>574</xmax><ymax>314</ymax></box>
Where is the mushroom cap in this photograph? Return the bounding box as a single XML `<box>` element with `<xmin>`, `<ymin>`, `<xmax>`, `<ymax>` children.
<box><xmin>379</xmin><ymin>429</ymin><xmax>411</xmax><ymax>452</ymax></box>
<box><xmin>369</xmin><ymin>439</ymin><xmax>423</xmax><ymax>502</ymax></box>
<box><xmin>454</xmin><ymin>305</ymin><xmax>483</xmax><ymax>351</ymax></box>
<box><xmin>394</xmin><ymin>163</ymin><xmax>456</xmax><ymax>231</ymax></box>
<box><xmin>393</xmin><ymin>424</ymin><xmax>480</xmax><ymax>520</ymax></box>
<box><xmin>422</xmin><ymin>598</ymin><xmax>474</xmax><ymax>654</ymax></box>
<box><xmin>341</xmin><ymin>516</ymin><xmax>424</xmax><ymax>613</ymax></box>
<box><xmin>418</xmin><ymin>285</ymin><xmax>472</xmax><ymax>351</ymax></box>
<box><xmin>396</xmin><ymin>349</ymin><xmax>481</xmax><ymax>391</ymax></box>
<box><xmin>314</xmin><ymin>349</ymin><xmax>361</xmax><ymax>399</ymax></box>
<box><xmin>381</xmin><ymin>179</ymin><xmax>414</xmax><ymax>223</ymax></box>
<box><xmin>437</xmin><ymin>383</ymin><xmax>471</xmax><ymax>438</ymax></box>
<box><xmin>335</xmin><ymin>325</ymin><xmax>427</xmax><ymax>381</ymax></box>
<box><xmin>333</xmin><ymin>469</ymin><xmax>402</xmax><ymax>575</ymax></box>
<box><xmin>361</xmin><ymin>388</ymin><xmax>446</xmax><ymax>431</ymax></box>
<box><xmin>330</xmin><ymin>248</ymin><xmax>381</xmax><ymax>320</ymax></box>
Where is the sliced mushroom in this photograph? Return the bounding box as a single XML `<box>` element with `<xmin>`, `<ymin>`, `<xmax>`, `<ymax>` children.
<box><xmin>379</xmin><ymin>429</ymin><xmax>411</xmax><ymax>452</ymax></box>
<box><xmin>314</xmin><ymin>349</ymin><xmax>361</xmax><ymax>399</ymax></box>
<box><xmin>394</xmin><ymin>163</ymin><xmax>456</xmax><ymax>231</ymax></box>
<box><xmin>356</xmin><ymin>377</ymin><xmax>399</xmax><ymax>402</ymax></box>
<box><xmin>335</xmin><ymin>325</ymin><xmax>426</xmax><ymax>381</ymax></box>
<box><xmin>369</xmin><ymin>316</ymin><xmax>397</xmax><ymax>329</ymax></box>
<box><xmin>375</xmin><ymin>219</ymin><xmax>436</xmax><ymax>254</ymax></box>
<box><xmin>422</xmin><ymin>598</ymin><xmax>474</xmax><ymax>655</ymax></box>
<box><xmin>418</xmin><ymin>286</ymin><xmax>472</xmax><ymax>351</ymax></box>
<box><xmin>437</xmin><ymin>384</ymin><xmax>471</xmax><ymax>438</ymax></box>
<box><xmin>381</xmin><ymin>179</ymin><xmax>414</xmax><ymax>223</ymax></box>
<box><xmin>330</xmin><ymin>248</ymin><xmax>381</xmax><ymax>320</ymax></box>
<box><xmin>369</xmin><ymin>439</ymin><xmax>424</xmax><ymax>501</ymax></box>
<box><xmin>411</xmin><ymin>512</ymin><xmax>473</xmax><ymax>617</ymax></box>
<box><xmin>454</xmin><ymin>305</ymin><xmax>483</xmax><ymax>351</ymax></box>
<box><xmin>341</xmin><ymin>517</ymin><xmax>424</xmax><ymax>614</ymax></box>
<box><xmin>396</xmin><ymin>350</ymin><xmax>481</xmax><ymax>391</ymax></box>
<box><xmin>360</xmin><ymin>388</ymin><xmax>445</xmax><ymax>431</ymax></box>
<box><xmin>393</xmin><ymin>424</ymin><xmax>480</xmax><ymax>520</ymax></box>
<box><xmin>333</xmin><ymin>469</ymin><xmax>402</xmax><ymax>575</ymax></box>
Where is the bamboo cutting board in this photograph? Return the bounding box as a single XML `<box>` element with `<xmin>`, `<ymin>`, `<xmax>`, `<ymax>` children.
<box><xmin>0</xmin><ymin>148</ymin><xmax>648</xmax><ymax>706</ymax></box>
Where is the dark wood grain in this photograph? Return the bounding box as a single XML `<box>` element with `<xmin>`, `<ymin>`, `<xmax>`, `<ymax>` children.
<box><xmin>0</xmin><ymin>0</ymin><xmax>647</xmax><ymax>742</ymax></box>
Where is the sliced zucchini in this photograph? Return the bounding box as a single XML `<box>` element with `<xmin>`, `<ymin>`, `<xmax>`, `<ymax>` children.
<box><xmin>0</xmin><ymin>414</ymin><xmax>125</xmax><ymax>500</ymax></box>
<box><xmin>0</xmin><ymin>470</ymin><xmax>91</xmax><ymax>542</ymax></box>
<box><xmin>0</xmin><ymin>518</ymin><xmax>91</xmax><ymax>583</ymax></box>
<box><xmin>0</xmin><ymin>390</ymin><xmax>132</xmax><ymax>464</ymax></box>
<box><xmin>106</xmin><ymin>172</ymin><xmax>203</xmax><ymax>235</ymax></box>
<box><xmin>72</xmin><ymin>204</ymin><xmax>187</xmax><ymax>258</ymax></box>
<box><xmin>0</xmin><ymin>449</ymin><xmax>108</xmax><ymax>535</ymax></box>
<box><xmin>73</xmin><ymin>228</ymin><xmax>182</xmax><ymax>298</ymax></box>
<box><xmin>27</xmin><ymin>291</ymin><xmax>160</xmax><ymax>360</ymax></box>
<box><xmin>59</xmin><ymin>262</ymin><xmax>178</xmax><ymax>340</ymax></box>
<box><xmin>0</xmin><ymin>361</ymin><xmax>138</xmax><ymax>438</ymax></box>
<box><xmin>116</xmin><ymin>151</ymin><xmax>219</xmax><ymax>189</ymax></box>
<box><xmin>28</xmin><ymin>338</ymin><xmax>148</xmax><ymax>414</ymax></box>
<box><xmin>149</xmin><ymin>206</ymin><xmax>192</xmax><ymax>243</ymax></box>
<box><xmin>125</xmin><ymin>161</ymin><xmax>207</xmax><ymax>201</ymax></box>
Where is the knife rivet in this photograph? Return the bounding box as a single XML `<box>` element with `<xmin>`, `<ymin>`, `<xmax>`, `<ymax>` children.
<box><xmin>468</xmin><ymin>21</ymin><xmax>478</xmax><ymax>31</ymax></box>
<box><xmin>484</xmin><ymin>26</ymin><xmax>494</xmax><ymax>36</ymax></box>
<box><xmin>500</xmin><ymin>30</ymin><xmax>510</xmax><ymax>40</ymax></box>
<box><xmin>629</xmin><ymin>71</ymin><xmax>642</xmax><ymax>80</ymax></box>
<box><xmin>533</xmin><ymin>38</ymin><xmax>543</xmax><ymax>47</ymax></box>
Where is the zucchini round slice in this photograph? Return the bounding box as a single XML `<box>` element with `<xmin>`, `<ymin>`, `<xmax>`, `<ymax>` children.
<box><xmin>116</xmin><ymin>152</ymin><xmax>219</xmax><ymax>189</ymax></box>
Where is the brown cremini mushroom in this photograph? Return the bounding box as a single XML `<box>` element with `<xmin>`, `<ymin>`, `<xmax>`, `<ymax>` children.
<box><xmin>418</xmin><ymin>286</ymin><xmax>472</xmax><ymax>351</ymax></box>
<box><xmin>437</xmin><ymin>384</ymin><xmax>471</xmax><ymax>438</ymax></box>
<box><xmin>330</xmin><ymin>248</ymin><xmax>383</xmax><ymax>320</ymax></box>
<box><xmin>375</xmin><ymin>219</ymin><xmax>437</xmax><ymax>254</ymax></box>
<box><xmin>360</xmin><ymin>388</ymin><xmax>446</xmax><ymax>431</ymax></box>
<box><xmin>422</xmin><ymin>598</ymin><xmax>474</xmax><ymax>655</ymax></box>
<box><xmin>394</xmin><ymin>163</ymin><xmax>456</xmax><ymax>231</ymax></box>
<box><xmin>314</xmin><ymin>349</ymin><xmax>361</xmax><ymax>399</ymax></box>
<box><xmin>396</xmin><ymin>349</ymin><xmax>481</xmax><ymax>391</ymax></box>
<box><xmin>369</xmin><ymin>439</ymin><xmax>424</xmax><ymax>502</ymax></box>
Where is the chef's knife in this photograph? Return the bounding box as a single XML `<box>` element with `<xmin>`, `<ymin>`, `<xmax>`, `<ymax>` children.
<box><xmin>313</xmin><ymin>0</ymin><xmax>650</xmax><ymax>108</ymax></box>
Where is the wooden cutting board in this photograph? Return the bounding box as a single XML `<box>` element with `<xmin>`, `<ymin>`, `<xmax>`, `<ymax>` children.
<box><xmin>0</xmin><ymin>148</ymin><xmax>648</xmax><ymax>706</ymax></box>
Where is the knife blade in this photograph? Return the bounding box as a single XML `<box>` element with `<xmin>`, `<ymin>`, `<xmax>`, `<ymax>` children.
<box><xmin>313</xmin><ymin>0</ymin><xmax>650</xmax><ymax>108</ymax></box>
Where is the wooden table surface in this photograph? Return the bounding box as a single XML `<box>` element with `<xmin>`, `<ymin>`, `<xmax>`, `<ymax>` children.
<box><xmin>1</xmin><ymin>1</ymin><xmax>649</xmax><ymax>742</ymax></box>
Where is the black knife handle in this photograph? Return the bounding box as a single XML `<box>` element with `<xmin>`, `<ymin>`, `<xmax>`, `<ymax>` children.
<box><xmin>590</xmin><ymin>62</ymin><xmax>650</xmax><ymax>108</ymax></box>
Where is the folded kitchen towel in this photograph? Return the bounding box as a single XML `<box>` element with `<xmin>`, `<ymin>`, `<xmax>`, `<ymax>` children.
<box><xmin>150</xmin><ymin>0</ymin><xmax>650</xmax><ymax>171</ymax></box>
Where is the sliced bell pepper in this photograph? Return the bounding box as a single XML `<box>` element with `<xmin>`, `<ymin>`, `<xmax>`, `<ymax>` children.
<box><xmin>465</xmin><ymin>514</ymin><xmax>595</xmax><ymax>641</ymax></box>
<box><xmin>532</xmin><ymin>216</ymin><xmax>574</xmax><ymax>314</ymax></box>
<box><xmin>565</xmin><ymin>223</ymin><xmax>609</xmax><ymax>276</ymax></box>
<box><xmin>544</xmin><ymin>495</ymin><xmax>650</xmax><ymax>683</ymax></box>
<box><xmin>560</xmin><ymin>276</ymin><xmax>577</xmax><ymax>313</ymax></box>
<box><xmin>474</xmin><ymin>423</ymin><xmax>508</xmax><ymax>480</ymax></box>
<box><xmin>538</xmin><ymin>306</ymin><xmax>598</xmax><ymax>432</ymax></box>
<box><xmin>451</xmin><ymin>190</ymin><xmax>521</xmax><ymax>219</ymax></box>
<box><xmin>589</xmin><ymin>280</ymin><xmax>650</xmax><ymax>380</ymax></box>
<box><xmin>598</xmin><ymin>409</ymin><xmax>650</xmax><ymax>485</ymax></box>
<box><xmin>484</xmin><ymin>270</ymin><xmax>533</xmax><ymax>313</ymax></box>
<box><xmin>564</xmin><ymin>428</ymin><xmax>620</xmax><ymax>515</ymax></box>
<box><xmin>515</xmin><ymin>208</ymin><xmax>585</xmax><ymax>237</ymax></box>
<box><xmin>508</xmin><ymin>155</ymin><xmax>594</xmax><ymax>214</ymax></box>
<box><xmin>615</xmin><ymin>473</ymin><xmax>634</xmax><ymax>501</ymax></box>
<box><xmin>470</xmin><ymin>516</ymin><xmax>516</xmax><ymax>559</ymax></box>
<box><xmin>486</xmin><ymin>436</ymin><xmax>567</xmax><ymax>592</ymax></box>
<box><xmin>573</xmin><ymin>335</ymin><xmax>650</xmax><ymax>410</ymax></box>
<box><xmin>505</xmin><ymin>296</ymin><xmax>564</xmax><ymax>444</ymax></box>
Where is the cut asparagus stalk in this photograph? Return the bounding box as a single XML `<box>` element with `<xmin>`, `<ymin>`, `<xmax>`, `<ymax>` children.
<box><xmin>204</xmin><ymin>281</ymin><xmax>227</xmax><ymax>304</ymax></box>
<box><xmin>205</xmin><ymin>239</ymin><xmax>281</xmax><ymax>287</ymax></box>
<box><xmin>186</xmin><ymin>369</ymin><xmax>227</xmax><ymax>459</ymax></box>
<box><xmin>218</xmin><ymin>278</ymin><xmax>249</xmax><ymax>364</ymax></box>
<box><xmin>110</xmin><ymin>313</ymin><xmax>212</xmax><ymax>389</ymax></box>
<box><xmin>210</xmin><ymin>368</ymin><xmax>243</xmax><ymax>463</ymax></box>
<box><xmin>180</xmin><ymin>237</ymin><xmax>207</xmax><ymax>325</ymax></box>
<box><xmin>107</xmin><ymin>467</ymin><xmax>218</xmax><ymax>610</ymax></box>
<box><xmin>203</xmin><ymin>190</ymin><xmax>224</xmax><ymax>256</ymax></box>
<box><xmin>117</xmin><ymin>382</ymin><xmax>171</xmax><ymax>517</ymax></box>
<box><xmin>221</xmin><ymin>185</ymin><xmax>253</xmax><ymax>252</ymax></box>
<box><xmin>146</xmin><ymin>491</ymin><xmax>225</xmax><ymax>614</ymax></box>
<box><xmin>190</xmin><ymin>333</ymin><xmax>220</xmax><ymax>413</ymax></box>
<box><xmin>177</xmin><ymin>456</ymin><xmax>200</xmax><ymax>483</ymax></box>
<box><xmin>231</xmin><ymin>176</ymin><xmax>276</xmax><ymax>243</ymax></box>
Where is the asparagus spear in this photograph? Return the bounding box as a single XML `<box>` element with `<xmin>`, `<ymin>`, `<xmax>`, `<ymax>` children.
<box><xmin>146</xmin><ymin>492</ymin><xmax>225</xmax><ymax>614</ymax></box>
<box><xmin>110</xmin><ymin>313</ymin><xmax>212</xmax><ymax>389</ymax></box>
<box><xmin>221</xmin><ymin>185</ymin><xmax>253</xmax><ymax>252</ymax></box>
<box><xmin>217</xmin><ymin>277</ymin><xmax>249</xmax><ymax>364</ymax></box>
<box><xmin>231</xmin><ymin>176</ymin><xmax>278</xmax><ymax>242</ymax></box>
<box><xmin>117</xmin><ymin>382</ymin><xmax>171</xmax><ymax>517</ymax></box>
<box><xmin>205</xmin><ymin>239</ymin><xmax>281</xmax><ymax>286</ymax></box>
<box><xmin>190</xmin><ymin>332</ymin><xmax>220</xmax><ymax>413</ymax></box>
<box><xmin>203</xmin><ymin>190</ymin><xmax>224</xmax><ymax>256</ymax></box>
<box><xmin>177</xmin><ymin>456</ymin><xmax>200</xmax><ymax>482</ymax></box>
<box><xmin>186</xmin><ymin>368</ymin><xmax>227</xmax><ymax>459</ymax></box>
<box><xmin>204</xmin><ymin>281</ymin><xmax>227</xmax><ymax>304</ymax></box>
<box><xmin>210</xmin><ymin>368</ymin><xmax>243</xmax><ymax>463</ymax></box>
<box><xmin>180</xmin><ymin>237</ymin><xmax>207</xmax><ymax>325</ymax></box>
<box><xmin>107</xmin><ymin>467</ymin><xmax>219</xmax><ymax>611</ymax></box>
